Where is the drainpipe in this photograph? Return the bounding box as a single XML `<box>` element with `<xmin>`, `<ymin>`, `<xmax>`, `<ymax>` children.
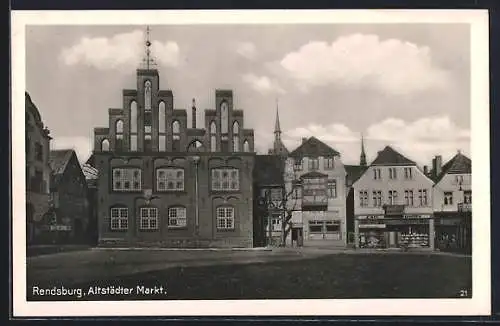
<box><xmin>193</xmin><ymin>156</ymin><xmax>200</xmax><ymax>235</ymax></box>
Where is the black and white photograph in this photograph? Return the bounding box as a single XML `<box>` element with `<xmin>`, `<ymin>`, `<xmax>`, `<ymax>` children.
<box><xmin>12</xmin><ymin>10</ymin><xmax>490</xmax><ymax>317</ymax></box>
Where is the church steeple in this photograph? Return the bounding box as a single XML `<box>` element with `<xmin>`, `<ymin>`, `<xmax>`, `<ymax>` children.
<box><xmin>360</xmin><ymin>133</ymin><xmax>367</xmax><ymax>167</ymax></box>
<box><xmin>274</xmin><ymin>99</ymin><xmax>281</xmax><ymax>140</ymax></box>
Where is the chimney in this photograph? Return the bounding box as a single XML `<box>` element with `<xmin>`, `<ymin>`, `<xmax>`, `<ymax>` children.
<box><xmin>191</xmin><ymin>98</ymin><xmax>196</xmax><ymax>129</ymax></box>
<box><xmin>423</xmin><ymin>165</ymin><xmax>428</xmax><ymax>175</ymax></box>
<box><xmin>433</xmin><ymin>155</ymin><xmax>442</xmax><ymax>178</ymax></box>
<box><xmin>302</xmin><ymin>137</ymin><xmax>307</xmax><ymax>144</ymax></box>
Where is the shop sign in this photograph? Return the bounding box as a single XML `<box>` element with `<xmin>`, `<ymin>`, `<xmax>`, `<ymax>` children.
<box><xmin>359</xmin><ymin>224</ymin><xmax>386</xmax><ymax>229</ymax></box>
<box><xmin>49</xmin><ymin>225</ymin><xmax>72</xmax><ymax>231</ymax></box>
<box><xmin>383</xmin><ymin>205</ymin><xmax>405</xmax><ymax>216</ymax></box>
<box><xmin>385</xmin><ymin>219</ymin><xmax>429</xmax><ymax>225</ymax></box>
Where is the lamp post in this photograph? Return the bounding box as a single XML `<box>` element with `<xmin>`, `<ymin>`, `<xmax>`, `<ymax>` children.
<box><xmin>192</xmin><ymin>155</ymin><xmax>200</xmax><ymax>235</ymax></box>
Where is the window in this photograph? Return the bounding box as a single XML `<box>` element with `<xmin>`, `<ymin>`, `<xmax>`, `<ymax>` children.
<box><xmin>359</xmin><ymin>191</ymin><xmax>369</xmax><ymax>207</ymax></box>
<box><xmin>404</xmin><ymin>190</ymin><xmax>414</xmax><ymax>206</ymax></box>
<box><xmin>130</xmin><ymin>135</ymin><xmax>138</xmax><ymax>151</ymax></box>
<box><xmin>464</xmin><ymin>190</ymin><xmax>472</xmax><ymax>204</ymax></box>
<box><xmin>168</xmin><ymin>207</ymin><xmax>187</xmax><ymax>228</ymax></box>
<box><xmin>35</xmin><ymin>142</ymin><xmax>43</xmax><ymax>160</ymax></box>
<box><xmin>308</xmin><ymin>158</ymin><xmax>319</xmax><ymax>171</ymax></box>
<box><xmin>327</xmin><ymin>180</ymin><xmax>337</xmax><ymax>198</ymax></box>
<box><xmin>372</xmin><ymin>191</ymin><xmax>382</xmax><ymax>207</ymax></box>
<box><xmin>157</xmin><ymin>168</ymin><xmax>184</xmax><ymax>191</ymax></box>
<box><xmin>212</xmin><ymin>168</ymin><xmax>239</xmax><ymax>191</ymax></box>
<box><xmin>210</xmin><ymin>121</ymin><xmax>217</xmax><ymax>152</ymax></box>
<box><xmin>404</xmin><ymin>167</ymin><xmax>413</xmax><ymax>179</ymax></box>
<box><xmin>309</xmin><ymin>220</ymin><xmax>340</xmax><ymax>233</ymax></box>
<box><xmin>232</xmin><ymin>121</ymin><xmax>239</xmax><ymax>152</ymax></box>
<box><xmin>159</xmin><ymin>136</ymin><xmax>166</xmax><ymax>151</ymax></box>
<box><xmin>112</xmin><ymin>168</ymin><xmax>141</xmax><ymax>191</ymax></box>
<box><xmin>172</xmin><ymin>120</ymin><xmax>181</xmax><ymax>151</ymax></box>
<box><xmin>388</xmin><ymin>190</ymin><xmax>398</xmax><ymax>205</ymax></box>
<box><xmin>144</xmin><ymin>80</ymin><xmax>152</xmax><ymax>111</ymax></box>
<box><xmin>373</xmin><ymin>168</ymin><xmax>381</xmax><ymax>180</ymax></box>
<box><xmin>243</xmin><ymin>140</ymin><xmax>250</xmax><ymax>152</ymax></box>
<box><xmin>110</xmin><ymin>207</ymin><xmax>128</xmax><ymax>230</ymax></box>
<box><xmin>455</xmin><ymin>175</ymin><xmax>464</xmax><ymax>185</ymax></box>
<box><xmin>419</xmin><ymin>189</ymin><xmax>429</xmax><ymax>206</ymax></box>
<box><xmin>115</xmin><ymin>120</ymin><xmax>124</xmax><ymax>151</ymax></box>
<box><xmin>309</xmin><ymin>220</ymin><xmax>323</xmax><ymax>233</ymax></box>
<box><xmin>324</xmin><ymin>157</ymin><xmax>334</xmax><ymax>169</ymax></box>
<box><xmin>101</xmin><ymin>139</ymin><xmax>110</xmax><ymax>152</ymax></box>
<box><xmin>444</xmin><ymin>191</ymin><xmax>453</xmax><ymax>205</ymax></box>
<box><xmin>221</xmin><ymin>102</ymin><xmax>229</xmax><ymax>134</ymax></box>
<box><xmin>389</xmin><ymin>168</ymin><xmax>397</xmax><ymax>179</ymax></box>
<box><xmin>294</xmin><ymin>158</ymin><xmax>303</xmax><ymax>171</ymax></box>
<box><xmin>130</xmin><ymin>100</ymin><xmax>138</xmax><ymax>133</ymax></box>
<box><xmin>159</xmin><ymin>101</ymin><xmax>166</xmax><ymax>133</ymax></box>
<box><xmin>140</xmin><ymin>207</ymin><xmax>158</xmax><ymax>230</ymax></box>
<box><xmin>217</xmin><ymin>206</ymin><xmax>234</xmax><ymax>230</ymax></box>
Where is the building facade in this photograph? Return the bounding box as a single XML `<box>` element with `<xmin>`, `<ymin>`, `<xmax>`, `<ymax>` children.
<box><xmin>284</xmin><ymin>137</ymin><xmax>347</xmax><ymax>247</ymax></box>
<box><xmin>83</xmin><ymin>155</ymin><xmax>99</xmax><ymax>245</ymax></box>
<box><xmin>431</xmin><ymin>151</ymin><xmax>472</xmax><ymax>252</ymax></box>
<box><xmin>25</xmin><ymin>92</ymin><xmax>52</xmax><ymax>245</ymax></box>
<box><xmin>253</xmin><ymin>155</ymin><xmax>286</xmax><ymax>247</ymax></box>
<box><xmin>353</xmin><ymin>146</ymin><xmax>435</xmax><ymax>250</ymax></box>
<box><xmin>47</xmin><ymin>150</ymin><xmax>89</xmax><ymax>244</ymax></box>
<box><xmin>92</xmin><ymin>63</ymin><xmax>256</xmax><ymax>247</ymax></box>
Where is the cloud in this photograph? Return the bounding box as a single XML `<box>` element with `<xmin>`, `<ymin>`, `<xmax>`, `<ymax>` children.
<box><xmin>60</xmin><ymin>30</ymin><xmax>180</xmax><ymax>70</ymax></box>
<box><xmin>242</xmin><ymin>73</ymin><xmax>285</xmax><ymax>94</ymax></box>
<box><xmin>279</xmin><ymin>116</ymin><xmax>470</xmax><ymax>165</ymax></box>
<box><xmin>236</xmin><ymin>42</ymin><xmax>257</xmax><ymax>60</ymax></box>
<box><xmin>279</xmin><ymin>34</ymin><xmax>450</xmax><ymax>95</ymax></box>
<box><xmin>51</xmin><ymin>136</ymin><xmax>93</xmax><ymax>164</ymax></box>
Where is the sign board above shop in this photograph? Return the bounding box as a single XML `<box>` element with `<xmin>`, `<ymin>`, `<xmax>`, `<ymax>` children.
<box><xmin>385</xmin><ymin>219</ymin><xmax>429</xmax><ymax>225</ymax></box>
<box><xmin>383</xmin><ymin>205</ymin><xmax>405</xmax><ymax>216</ymax></box>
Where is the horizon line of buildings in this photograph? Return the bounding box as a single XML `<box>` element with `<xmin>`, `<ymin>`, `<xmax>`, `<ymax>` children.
<box><xmin>24</xmin><ymin>32</ymin><xmax>471</xmax><ymax>252</ymax></box>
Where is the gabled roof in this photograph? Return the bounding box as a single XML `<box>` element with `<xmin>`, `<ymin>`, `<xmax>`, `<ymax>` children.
<box><xmin>289</xmin><ymin>137</ymin><xmax>340</xmax><ymax>158</ymax></box>
<box><xmin>370</xmin><ymin>146</ymin><xmax>416</xmax><ymax>166</ymax></box>
<box><xmin>49</xmin><ymin>149</ymin><xmax>81</xmax><ymax>189</ymax></box>
<box><xmin>253</xmin><ymin>155</ymin><xmax>285</xmax><ymax>186</ymax></box>
<box><xmin>435</xmin><ymin>152</ymin><xmax>471</xmax><ymax>183</ymax></box>
<box><xmin>345</xmin><ymin>165</ymin><xmax>369</xmax><ymax>185</ymax></box>
<box><xmin>49</xmin><ymin>150</ymin><xmax>74</xmax><ymax>175</ymax></box>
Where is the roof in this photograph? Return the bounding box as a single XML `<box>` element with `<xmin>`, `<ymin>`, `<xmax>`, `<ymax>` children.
<box><xmin>289</xmin><ymin>137</ymin><xmax>340</xmax><ymax>158</ymax></box>
<box><xmin>345</xmin><ymin>164</ymin><xmax>369</xmax><ymax>185</ymax></box>
<box><xmin>49</xmin><ymin>150</ymin><xmax>74</xmax><ymax>175</ymax></box>
<box><xmin>370</xmin><ymin>146</ymin><xmax>416</xmax><ymax>166</ymax></box>
<box><xmin>253</xmin><ymin>155</ymin><xmax>285</xmax><ymax>186</ymax></box>
<box><xmin>435</xmin><ymin>152</ymin><xmax>471</xmax><ymax>183</ymax></box>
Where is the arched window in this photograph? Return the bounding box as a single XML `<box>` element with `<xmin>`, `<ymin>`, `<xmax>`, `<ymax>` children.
<box><xmin>243</xmin><ymin>140</ymin><xmax>250</xmax><ymax>152</ymax></box>
<box><xmin>130</xmin><ymin>101</ymin><xmax>137</xmax><ymax>133</ymax></box>
<box><xmin>144</xmin><ymin>80</ymin><xmax>152</xmax><ymax>111</ymax></box>
<box><xmin>101</xmin><ymin>139</ymin><xmax>110</xmax><ymax>152</ymax></box>
<box><xmin>232</xmin><ymin>121</ymin><xmax>240</xmax><ymax>152</ymax></box>
<box><xmin>220</xmin><ymin>101</ymin><xmax>229</xmax><ymax>134</ymax></box>
<box><xmin>188</xmin><ymin>140</ymin><xmax>204</xmax><ymax>152</ymax></box>
<box><xmin>115</xmin><ymin>120</ymin><xmax>124</xmax><ymax>151</ymax></box>
<box><xmin>172</xmin><ymin>120</ymin><xmax>181</xmax><ymax>151</ymax></box>
<box><xmin>210</xmin><ymin>121</ymin><xmax>217</xmax><ymax>152</ymax></box>
<box><xmin>159</xmin><ymin>101</ymin><xmax>166</xmax><ymax>133</ymax></box>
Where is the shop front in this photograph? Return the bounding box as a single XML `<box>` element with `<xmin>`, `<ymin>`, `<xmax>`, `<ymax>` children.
<box><xmin>358</xmin><ymin>217</ymin><xmax>386</xmax><ymax>248</ymax></box>
<box><xmin>434</xmin><ymin>211</ymin><xmax>471</xmax><ymax>253</ymax></box>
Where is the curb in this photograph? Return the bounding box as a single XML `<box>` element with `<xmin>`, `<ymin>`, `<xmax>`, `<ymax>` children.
<box><xmin>91</xmin><ymin>247</ymin><xmax>273</xmax><ymax>252</ymax></box>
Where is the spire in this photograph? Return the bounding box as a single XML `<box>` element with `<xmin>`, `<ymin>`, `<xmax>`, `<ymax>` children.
<box><xmin>360</xmin><ymin>133</ymin><xmax>367</xmax><ymax>167</ymax></box>
<box><xmin>274</xmin><ymin>98</ymin><xmax>281</xmax><ymax>136</ymax></box>
<box><xmin>142</xmin><ymin>26</ymin><xmax>157</xmax><ymax>69</ymax></box>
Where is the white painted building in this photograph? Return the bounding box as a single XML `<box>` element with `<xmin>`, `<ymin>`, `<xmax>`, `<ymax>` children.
<box><xmin>284</xmin><ymin>137</ymin><xmax>347</xmax><ymax>247</ymax></box>
<box><xmin>352</xmin><ymin>146</ymin><xmax>435</xmax><ymax>249</ymax></box>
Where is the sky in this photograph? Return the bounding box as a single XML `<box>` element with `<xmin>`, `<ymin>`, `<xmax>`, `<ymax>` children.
<box><xmin>25</xmin><ymin>23</ymin><xmax>471</xmax><ymax>167</ymax></box>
